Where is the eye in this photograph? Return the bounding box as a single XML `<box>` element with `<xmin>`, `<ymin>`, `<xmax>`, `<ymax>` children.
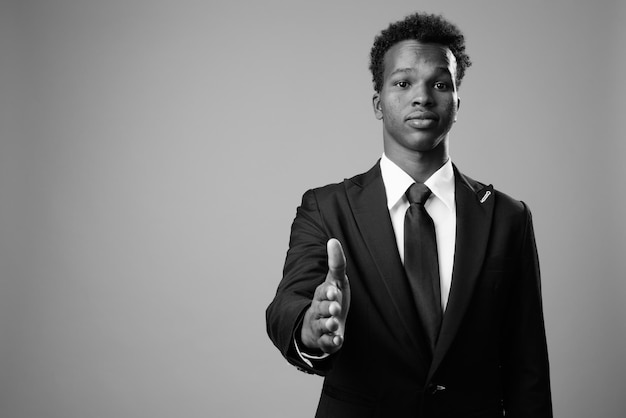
<box><xmin>434</xmin><ymin>82</ymin><xmax>450</xmax><ymax>91</ymax></box>
<box><xmin>394</xmin><ymin>81</ymin><xmax>410</xmax><ymax>88</ymax></box>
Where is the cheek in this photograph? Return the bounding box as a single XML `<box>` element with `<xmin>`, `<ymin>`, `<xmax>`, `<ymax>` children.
<box><xmin>383</xmin><ymin>98</ymin><xmax>403</xmax><ymax>119</ymax></box>
<box><xmin>443</xmin><ymin>100</ymin><xmax>458</xmax><ymax>121</ymax></box>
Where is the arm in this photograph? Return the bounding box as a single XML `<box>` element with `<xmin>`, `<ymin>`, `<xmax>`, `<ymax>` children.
<box><xmin>266</xmin><ymin>190</ymin><xmax>350</xmax><ymax>375</ymax></box>
<box><xmin>501</xmin><ymin>204</ymin><xmax>553</xmax><ymax>417</ymax></box>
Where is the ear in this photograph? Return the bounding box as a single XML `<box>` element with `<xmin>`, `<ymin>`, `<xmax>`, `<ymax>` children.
<box><xmin>454</xmin><ymin>97</ymin><xmax>461</xmax><ymax>122</ymax></box>
<box><xmin>372</xmin><ymin>93</ymin><xmax>383</xmax><ymax>120</ymax></box>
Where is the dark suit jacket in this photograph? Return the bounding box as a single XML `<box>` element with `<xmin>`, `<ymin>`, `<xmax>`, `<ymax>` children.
<box><xmin>266</xmin><ymin>162</ymin><xmax>552</xmax><ymax>417</ymax></box>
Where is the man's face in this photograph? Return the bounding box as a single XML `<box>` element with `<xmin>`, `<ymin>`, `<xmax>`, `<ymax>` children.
<box><xmin>373</xmin><ymin>40</ymin><xmax>459</xmax><ymax>157</ymax></box>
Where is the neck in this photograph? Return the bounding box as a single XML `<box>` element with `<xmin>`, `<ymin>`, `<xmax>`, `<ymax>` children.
<box><xmin>384</xmin><ymin>143</ymin><xmax>449</xmax><ymax>183</ymax></box>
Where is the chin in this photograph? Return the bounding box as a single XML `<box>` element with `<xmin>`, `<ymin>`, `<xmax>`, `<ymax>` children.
<box><xmin>407</xmin><ymin>137</ymin><xmax>444</xmax><ymax>152</ymax></box>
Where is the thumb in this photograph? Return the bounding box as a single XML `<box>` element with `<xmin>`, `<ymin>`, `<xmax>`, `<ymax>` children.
<box><xmin>326</xmin><ymin>238</ymin><xmax>347</xmax><ymax>288</ymax></box>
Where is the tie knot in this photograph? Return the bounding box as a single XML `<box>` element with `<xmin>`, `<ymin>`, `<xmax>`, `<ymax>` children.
<box><xmin>406</xmin><ymin>183</ymin><xmax>431</xmax><ymax>205</ymax></box>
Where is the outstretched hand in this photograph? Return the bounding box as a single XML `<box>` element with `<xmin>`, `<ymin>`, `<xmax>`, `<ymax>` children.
<box><xmin>301</xmin><ymin>238</ymin><xmax>351</xmax><ymax>354</ymax></box>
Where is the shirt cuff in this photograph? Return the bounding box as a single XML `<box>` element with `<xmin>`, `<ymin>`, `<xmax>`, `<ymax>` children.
<box><xmin>294</xmin><ymin>336</ymin><xmax>330</xmax><ymax>367</ymax></box>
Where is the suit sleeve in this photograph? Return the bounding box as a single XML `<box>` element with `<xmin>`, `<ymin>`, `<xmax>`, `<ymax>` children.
<box><xmin>266</xmin><ymin>189</ymin><xmax>335</xmax><ymax>375</ymax></box>
<box><xmin>501</xmin><ymin>203</ymin><xmax>553</xmax><ymax>417</ymax></box>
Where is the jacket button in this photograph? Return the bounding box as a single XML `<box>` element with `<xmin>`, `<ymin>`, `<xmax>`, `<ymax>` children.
<box><xmin>428</xmin><ymin>384</ymin><xmax>446</xmax><ymax>395</ymax></box>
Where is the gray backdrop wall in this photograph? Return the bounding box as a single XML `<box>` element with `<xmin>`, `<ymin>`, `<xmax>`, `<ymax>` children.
<box><xmin>1</xmin><ymin>0</ymin><xmax>624</xmax><ymax>417</ymax></box>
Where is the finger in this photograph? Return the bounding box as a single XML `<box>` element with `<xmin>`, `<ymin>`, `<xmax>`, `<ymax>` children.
<box><xmin>312</xmin><ymin>282</ymin><xmax>339</xmax><ymax>303</ymax></box>
<box><xmin>318</xmin><ymin>333</ymin><xmax>344</xmax><ymax>353</ymax></box>
<box><xmin>312</xmin><ymin>315</ymin><xmax>339</xmax><ymax>334</ymax></box>
<box><xmin>325</xmin><ymin>317</ymin><xmax>339</xmax><ymax>333</ymax></box>
<box><xmin>310</xmin><ymin>318</ymin><xmax>333</xmax><ymax>340</ymax></box>
<box><xmin>326</xmin><ymin>238</ymin><xmax>347</xmax><ymax>288</ymax></box>
<box><xmin>325</xmin><ymin>285</ymin><xmax>341</xmax><ymax>302</ymax></box>
<box><xmin>328</xmin><ymin>301</ymin><xmax>342</xmax><ymax>317</ymax></box>
<box><xmin>315</xmin><ymin>300</ymin><xmax>342</xmax><ymax>318</ymax></box>
<box><xmin>313</xmin><ymin>281</ymin><xmax>343</xmax><ymax>304</ymax></box>
<box><xmin>309</xmin><ymin>312</ymin><xmax>341</xmax><ymax>338</ymax></box>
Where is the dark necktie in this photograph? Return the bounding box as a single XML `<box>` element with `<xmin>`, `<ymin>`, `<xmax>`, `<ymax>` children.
<box><xmin>404</xmin><ymin>183</ymin><xmax>442</xmax><ymax>354</ymax></box>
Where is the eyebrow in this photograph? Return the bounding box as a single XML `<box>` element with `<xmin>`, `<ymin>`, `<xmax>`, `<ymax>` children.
<box><xmin>389</xmin><ymin>67</ymin><xmax>451</xmax><ymax>77</ymax></box>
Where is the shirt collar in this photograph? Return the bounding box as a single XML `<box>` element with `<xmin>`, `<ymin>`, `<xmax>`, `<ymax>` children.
<box><xmin>380</xmin><ymin>153</ymin><xmax>455</xmax><ymax>212</ymax></box>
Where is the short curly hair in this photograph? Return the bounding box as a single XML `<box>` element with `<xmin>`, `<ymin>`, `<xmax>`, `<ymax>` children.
<box><xmin>369</xmin><ymin>12</ymin><xmax>472</xmax><ymax>92</ymax></box>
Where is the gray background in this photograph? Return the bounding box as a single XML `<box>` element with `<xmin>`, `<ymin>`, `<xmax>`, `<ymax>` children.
<box><xmin>1</xmin><ymin>0</ymin><xmax>624</xmax><ymax>417</ymax></box>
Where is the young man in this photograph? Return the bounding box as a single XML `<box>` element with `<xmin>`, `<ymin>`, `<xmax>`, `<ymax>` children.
<box><xmin>267</xmin><ymin>12</ymin><xmax>552</xmax><ymax>417</ymax></box>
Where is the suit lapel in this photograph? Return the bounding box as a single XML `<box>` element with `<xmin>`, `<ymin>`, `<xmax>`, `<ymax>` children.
<box><xmin>346</xmin><ymin>162</ymin><xmax>430</xmax><ymax>365</ymax></box>
<box><xmin>428</xmin><ymin>166</ymin><xmax>495</xmax><ymax>380</ymax></box>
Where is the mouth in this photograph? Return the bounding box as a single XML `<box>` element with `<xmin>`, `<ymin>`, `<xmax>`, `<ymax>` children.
<box><xmin>405</xmin><ymin>111</ymin><xmax>439</xmax><ymax>128</ymax></box>
<box><xmin>406</xmin><ymin>111</ymin><xmax>439</xmax><ymax>122</ymax></box>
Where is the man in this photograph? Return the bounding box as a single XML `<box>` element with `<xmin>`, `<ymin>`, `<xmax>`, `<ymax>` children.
<box><xmin>266</xmin><ymin>12</ymin><xmax>552</xmax><ymax>417</ymax></box>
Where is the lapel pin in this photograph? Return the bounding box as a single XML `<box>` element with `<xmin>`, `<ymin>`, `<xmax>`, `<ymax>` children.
<box><xmin>479</xmin><ymin>185</ymin><xmax>493</xmax><ymax>204</ymax></box>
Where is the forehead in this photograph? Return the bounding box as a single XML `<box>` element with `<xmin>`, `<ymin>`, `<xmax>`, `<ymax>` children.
<box><xmin>383</xmin><ymin>40</ymin><xmax>457</xmax><ymax>77</ymax></box>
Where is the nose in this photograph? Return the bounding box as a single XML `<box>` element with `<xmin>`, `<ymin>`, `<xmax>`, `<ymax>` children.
<box><xmin>411</xmin><ymin>84</ymin><xmax>433</xmax><ymax>107</ymax></box>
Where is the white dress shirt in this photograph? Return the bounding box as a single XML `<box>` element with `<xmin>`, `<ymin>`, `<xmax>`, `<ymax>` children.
<box><xmin>380</xmin><ymin>153</ymin><xmax>456</xmax><ymax>310</ymax></box>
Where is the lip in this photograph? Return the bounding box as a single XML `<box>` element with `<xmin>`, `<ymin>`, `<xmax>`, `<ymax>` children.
<box><xmin>405</xmin><ymin>111</ymin><xmax>439</xmax><ymax>122</ymax></box>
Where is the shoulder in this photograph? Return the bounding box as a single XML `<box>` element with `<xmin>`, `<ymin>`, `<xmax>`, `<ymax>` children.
<box><xmin>456</xmin><ymin>167</ymin><xmax>530</xmax><ymax>217</ymax></box>
<box><xmin>302</xmin><ymin>162</ymin><xmax>380</xmax><ymax>203</ymax></box>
